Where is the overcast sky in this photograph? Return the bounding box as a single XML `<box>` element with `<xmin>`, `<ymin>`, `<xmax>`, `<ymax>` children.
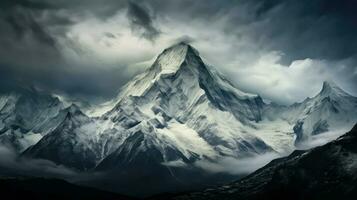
<box><xmin>0</xmin><ymin>0</ymin><xmax>356</xmax><ymax>104</ymax></box>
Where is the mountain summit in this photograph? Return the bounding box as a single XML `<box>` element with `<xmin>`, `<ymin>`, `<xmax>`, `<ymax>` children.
<box><xmin>150</xmin><ymin>42</ymin><xmax>200</xmax><ymax>74</ymax></box>
<box><xmin>264</xmin><ymin>80</ymin><xmax>357</xmax><ymax>145</ymax></box>
<box><xmin>320</xmin><ymin>81</ymin><xmax>350</xmax><ymax>97</ymax></box>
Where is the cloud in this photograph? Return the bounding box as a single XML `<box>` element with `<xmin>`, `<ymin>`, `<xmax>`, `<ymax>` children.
<box><xmin>0</xmin><ymin>145</ymin><xmax>77</xmax><ymax>179</ymax></box>
<box><xmin>127</xmin><ymin>1</ymin><xmax>160</xmax><ymax>41</ymax></box>
<box><xmin>297</xmin><ymin>128</ymin><xmax>352</xmax><ymax>150</ymax></box>
<box><xmin>103</xmin><ymin>32</ymin><xmax>117</xmax><ymax>39</ymax></box>
<box><xmin>220</xmin><ymin>51</ymin><xmax>357</xmax><ymax>104</ymax></box>
<box><xmin>251</xmin><ymin>0</ymin><xmax>357</xmax><ymax>66</ymax></box>
<box><xmin>194</xmin><ymin>153</ymin><xmax>280</xmax><ymax>175</ymax></box>
<box><xmin>0</xmin><ymin>4</ymin><xmax>60</xmax><ymax>62</ymax></box>
<box><xmin>0</xmin><ymin>0</ymin><xmax>355</xmax><ymax>105</ymax></box>
<box><xmin>222</xmin><ymin>52</ymin><xmax>332</xmax><ymax>104</ymax></box>
<box><xmin>5</xmin><ymin>10</ymin><xmax>56</xmax><ymax>47</ymax></box>
<box><xmin>1</xmin><ymin>0</ymin><xmax>54</xmax><ymax>10</ymax></box>
<box><xmin>172</xmin><ymin>35</ymin><xmax>196</xmax><ymax>44</ymax></box>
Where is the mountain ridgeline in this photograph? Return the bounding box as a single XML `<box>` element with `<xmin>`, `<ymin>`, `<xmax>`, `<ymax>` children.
<box><xmin>0</xmin><ymin>43</ymin><xmax>356</xmax><ymax>196</ymax></box>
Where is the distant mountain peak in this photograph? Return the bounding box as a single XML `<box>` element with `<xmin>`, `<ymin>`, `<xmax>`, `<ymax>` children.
<box><xmin>319</xmin><ymin>80</ymin><xmax>349</xmax><ymax>97</ymax></box>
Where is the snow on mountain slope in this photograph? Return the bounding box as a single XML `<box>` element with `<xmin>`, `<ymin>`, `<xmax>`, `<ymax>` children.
<box><xmin>108</xmin><ymin>42</ymin><xmax>263</xmax><ymax>120</ymax></box>
<box><xmin>0</xmin><ymin>87</ymin><xmax>65</xmax><ymax>152</ymax></box>
<box><xmin>264</xmin><ymin>81</ymin><xmax>357</xmax><ymax>146</ymax></box>
<box><xmin>23</xmin><ymin>105</ymin><xmax>98</xmax><ymax>170</ymax></box>
<box><xmin>95</xmin><ymin>119</ymin><xmax>218</xmax><ymax>171</ymax></box>
<box><xmin>23</xmin><ymin>104</ymin><xmax>128</xmax><ymax>170</ymax></box>
<box><xmin>248</xmin><ymin>119</ymin><xmax>296</xmax><ymax>154</ymax></box>
<box><xmin>97</xmin><ymin>43</ymin><xmax>272</xmax><ymax>168</ymax></box>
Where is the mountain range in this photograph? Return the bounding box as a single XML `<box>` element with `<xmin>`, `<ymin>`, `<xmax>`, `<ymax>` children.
<box><xmin>0</xmin><ymin>42</ymin><xmax>356</xmax><ymax>196</ymax></box>
<box><xmin>2</xmin><ymin>124</ymin><xmax>356</xmax><ymax>200</ymax></box>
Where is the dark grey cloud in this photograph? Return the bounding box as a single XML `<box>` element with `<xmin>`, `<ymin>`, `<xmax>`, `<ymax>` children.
<box><xmin>0</xmin><ymin>0</ymin><xmax>130</xmax><ymax>99</ymax></box>
<box><xmin>0</xmin><ymin>0</ymin><xmax>356</xmax><ymax>103</ymax></box>
<box><xmin>146</xmin><ymin>0</ymin><xmax>357</xmax><ymax>65</ymax></box>
<box><xmin>104</xmin><ymin>32</ymin><xmax>117</xmax><ymax>39</ymax></box>
<box><xmin>1</xmin><ymin>0</ymin><xmax>54</xmax><ymax>10</ymax></box>
<box><xmin>143</xmin><ymin>0</ymin><xmax>357</xmax><ymax>101</ymax></box>
<box><xmin>38</xmin><ymin>67</ymin><xmax>135</xmax><ymax>99</ymax></box>
<box><xmin>0</xmin><ymin>3</ymin><xmax>62</xmax><ymax>93</ymax></box>
<box><xmin>248</xmin><ymin>0</ymin><xmax>357</xmax><ymax>66</ymax></box>
<box><xmin>5</xmin><ymin>11</ymin><xmax>56</xmax><ymax>47</ymax></box>
<box><xmin>127</xmin><ymin>1</ymin><xmax>160</xmax><ymax>41</ymax></box>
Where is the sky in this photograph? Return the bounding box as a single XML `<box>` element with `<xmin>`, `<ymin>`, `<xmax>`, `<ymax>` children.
<box><xmin>0</xmin><ymin>0</ymin><xmax>356</xmax><ymax>104</ymax></box>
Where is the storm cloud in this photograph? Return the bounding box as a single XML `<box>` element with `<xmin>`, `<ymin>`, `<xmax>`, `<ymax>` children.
<box><xmin>0</xmin><ymin>0</ymin><xmax>356</xmax><ymax>104</ymax></box>
<box><xmin>127</xmin><ymin>1</ymin><xmax>160</xmax><ymax>41</ymax></box>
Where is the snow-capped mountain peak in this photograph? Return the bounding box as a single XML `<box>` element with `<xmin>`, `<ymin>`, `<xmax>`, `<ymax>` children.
<box><xmin>264</xmin><ymin>80</ymin><xmax>357</xmax><ymax>146</ymax></box>
<box><xmin>150</xmin><ymin>42</ymin><xmax>199</xmax><ymax>75</ymax></box>
<box><xmin>109</xmin><ymin>42</ymin><xmax>263</xmax><ymax>121</ymax></box>
<box><xmin>319</xmin><ymin>81</ymin><xmax>349</xmax><ymax>98</ymax></box>
<box><xmin>0</xmin><ymin>87</ymin><xmax>65</xmax><ymax>151</ymax></box>
<box><xmin>82</xmin><ymin>44</ymin><xmax>267</xmax><ymax>165</ymax></box>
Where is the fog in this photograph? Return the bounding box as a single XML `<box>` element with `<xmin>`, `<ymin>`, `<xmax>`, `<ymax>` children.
<box><xmin>194</xmin><ymin>152</ymin><xmax>280</xmax><ymax>175</ymax></box>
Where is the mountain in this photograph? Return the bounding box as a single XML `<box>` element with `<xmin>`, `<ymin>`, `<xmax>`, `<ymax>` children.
<box><xmin>21</xmin><ymin>43</ymin><xmax>277</xmax><ymax>196</ymax></box>
<box><xmin>22</xmin><ymin>105</ymin><xmax>104</xmax><ymax>170</ymax></box>
<box><xmin>24</xmin><ymin>43</ymin><xmax>273</xmax><ymax>171</ymax></box>
<box><xmin>264</xmin><ymin>81</ymin><xmax>357</xmax><ymax>146</ymax></box>
<box><xmin>3</xmin><ymin>42</ymin><xmax>356</xmax><ymax>196</ymax></box>
<box><xmin>169</xmin><ymin>124</ymin><xmax>357</xmax><ymax>200</ymax></box>
<box><xmin>0</xmin><ymin>87</ymin><xmax>65</xmax><ymax>152</ymax></box>
<box><xmin>97</xmin><ymin>42</ymin><xmax>271</xmax><ymax>167</ymax></box>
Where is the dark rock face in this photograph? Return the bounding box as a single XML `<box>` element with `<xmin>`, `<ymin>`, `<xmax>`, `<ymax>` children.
<box><xmin>171</xmin><ymin>124</ymin><xmax>357</xmax><ymax>200</ymax></box>
<box><xmin>293</xmin><ymin>120</ymin><xmax>304</xmax><ymax>143</ymax></box>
